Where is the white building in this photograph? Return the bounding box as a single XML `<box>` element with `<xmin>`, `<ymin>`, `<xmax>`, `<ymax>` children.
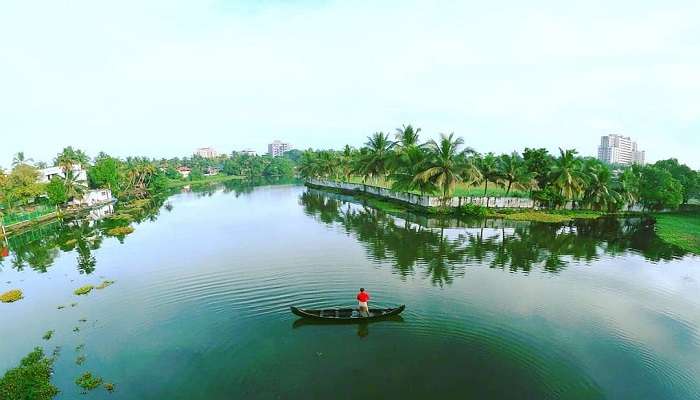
<box><xmin>267</xmin><ymin>140</ymin><xmax>292</xmax><ymax>157</ymax></box>
<box><xmin>176</xmin><ymin>166</ymin><xmax>191</xmax><ymax>178</ymax></box>
<box><xmin>39</xmin><ymin>165</ymin><xmax>88</xmax><ymax>184</ymax></box>
<box><xmin>597</xmin><ymin>134</ymin><xmax>645</xmax><ymax>165</ymax></box>
<box><xmin>240</xmin><ymin>149</ymin><xmax>258</xmax><ymax>156</ymax></box>
<box><xmin>71</xmin><ymin>189</ymin><xmax>114</xmax><ymax>207</ymax></box>
<box><xmin>195</xmin><ymin>147</ymin><xmax>218</xmax><ymax>158</ymax></box>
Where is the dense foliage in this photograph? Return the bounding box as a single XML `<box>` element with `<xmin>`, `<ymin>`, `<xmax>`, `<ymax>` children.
<box><xmin>298</xmin><ymin>124</ymin><xmax>697</xmax><ymax>211</ymax></box>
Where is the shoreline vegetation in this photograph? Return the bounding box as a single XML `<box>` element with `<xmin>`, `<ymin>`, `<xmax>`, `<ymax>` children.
<box><xmin>300</xmin><ymin>124</ymin><xmax>698</xmax><ymax>253</ymax></box>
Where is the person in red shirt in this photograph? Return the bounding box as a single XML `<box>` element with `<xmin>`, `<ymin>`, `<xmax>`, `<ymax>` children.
<box><xmin>356</xmin><ymin>288</ymin><xmax>370</xmax><ymax>317</ymax></box>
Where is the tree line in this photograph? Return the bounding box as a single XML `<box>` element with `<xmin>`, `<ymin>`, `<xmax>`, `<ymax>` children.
<box><xmin>298</xmin><ymin>125</ymin><xmax>699</xmax><ymax>211</ymax></box>
<box><xmin>0</xmin><ymin>148</ymin><xmax>301</xmax><ymax>211</ymax></box>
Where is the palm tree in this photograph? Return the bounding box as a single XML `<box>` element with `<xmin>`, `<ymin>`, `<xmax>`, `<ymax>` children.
<box><xmin>390</xmin><ymin>145</ymin><xmax>436</xmax><ymax>195</ymax></box>
<box><xmin>476</xmin><ymin>153</ymin><xmax>501</xmax><ymax>196</ymax></box>
<box><xmin>550</xmin><ymin>148</ymin><xmax>585</xmax><ymax>205</ymax></box>
<box><xmin>360</xmin><ymin>132</ymin><xmax>395</xmax><ymax>183</ymax></box>
<box><xmin>394</xmin><ymin>124</ymin><xmax>421</xmax><ymax>149</ymax></box>
<box><xmin>413</xmin><ymin>133</ymin><xmax>467</xmax><ymax>204</ymax></box>
<box><xmin>498</xmin><ymin>152</ymin><xmax>529</xmax><ymax>195</ymax></box>
<box><xmin>582</xmin><ymin>162</ymin><xmax>614</xmax><ymax>210</ymax></box>
<box><xmin>298</xmin><ymin>150</ymin><xmax>320</xmax><ymax>179</ymax></box>
<box><xmin>63</xmin><ymin>169</ymin><xmax>87</xmax><ymax>202</ymax></box>
<box><xmin>12</xmin><ymin>152</ymin><xmax>33</xmax><ymax>167</ymax></box>
<box><xmin>616</xmin><ymin>165</ymin><xmax>642</xmax><ymax>210</ymax></box>
<box><xmin>55</xmin><ymin>147</ymin><xmax>89</xmax><ymax>173</ymax></box>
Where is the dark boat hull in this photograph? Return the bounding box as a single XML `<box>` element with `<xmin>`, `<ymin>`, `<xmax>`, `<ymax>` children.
<box><xmin>290</xmin><ymin>305</ymin><xmax>405</xmax><ymax>321</ymax></box>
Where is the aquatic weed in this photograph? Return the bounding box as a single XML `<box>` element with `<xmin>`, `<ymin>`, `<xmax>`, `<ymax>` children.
<box><xmin>42</xmin><ymin>330</ymin><xmax>54</xmax><ymax>340</ymax></box>
<box><xmin>104</xmin><ymin>382</ymin><xmax>115</xmax><ymax>392</ymax></box>
<box><xmin>106</xmin><ymin>226</ymin><xmax>134</xmax><ymax>236</ymax></box>
<box><xmin>0</xmin><ymin>347</ymin><xmax>59</xmax><ymax>400</ymax></box>
<box><xmin>57</xmin><ymin>305</ymin><xmax>66</xmax><ymax>310</ymax></box>
<box><xmin>96</xmin><ymin>280</ymin><xmax>115</xmax><ymax>290</ymax></box>
<box><xmin>0</xmin><ymin>289</ymin><xmax>23</xmax><ymax>303</ymax></box>
<box><xmin>75</xmin><ymin>372</ymin><xmax>103</xmax><ymax>391</ymax></box>
<box><xmin>75</xmin><ymin>355</ymin><xmax>86</xmax><ymax>365</ymax></box>
<box><xmin>74</xmin><ymin>285</ymin><xmax>94</xmax><ymax>296</ymax></box>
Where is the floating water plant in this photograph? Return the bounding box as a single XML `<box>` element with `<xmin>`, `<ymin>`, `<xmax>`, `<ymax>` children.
<box><xmin>0</xmin><ymin>347</ymin><xmax>59</xmax><ymax>400</ymax></box>
<box><xmin>75</xmin><ymin>372</ymin><xmax>103</xmax><ymax>391</ymax></box>
<box><xmin>0</xmin><ymin>289</ymin><xmax>23</xmax><ymax>303</ymax></box>
<box><xmin>79</xmin><ymin>318</ymin><xmax>87</xmax><ymax>323</ymax></box>
<box><xmin>70</xmin><ymin>302</ymin><xmax>78</xmax><ymax>307</ymax></box>
<box><xmin>76</xmin><ymin>355</ymin><xmax>86</xmax><ymax>365</ymax></box>
<box><xmin>106</xmin><ymin>226</ymin><xmax>134</xmax><ymax>236</ymax></box>
<box><xmin>96</xmin><ymin>280</ymin><xmax>115</xmax><ymax>290</ymax></box>
<box><xmin>75</xmin><ymin>344</ymin><xmax>85</xmax><ymax>352</ymax></box>
<box><xmin>73</xmin><ymin>327</ymin><xmax>80</xmax><ymax>333</ymax></box>
<box><xmin>74</xmin><ymin>285</ymin><xmax>94</xmax><ymax>296</ymax></box>
<box><xmin>104</xmin><ymin>382</ymin><xmax>115</xmax><ymax>392</ymax></box>
<box><xmin>42</xmin><ymin>330</ymin><xmax>54</xmax><ymax>340</ymax></box>
<box><xmin>57</xmin><ymin>305</ymin><xmax>66</xmax><ymax>310</ymax></box>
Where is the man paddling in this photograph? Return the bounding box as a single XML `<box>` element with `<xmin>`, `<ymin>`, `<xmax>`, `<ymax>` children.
<box><xmin>357</xmin><ymin>288</ymin><xmax>370</xmax><ymax>317</ymax></box>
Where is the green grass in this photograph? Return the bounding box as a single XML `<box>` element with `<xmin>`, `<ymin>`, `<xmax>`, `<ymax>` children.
<box><xmin>1</xmin><ymin>289</ymin><xmax>23</xmax><ymax>303</ymax></box>
<box><xmin>0</xmin><ymin>347</ymin><xmax>59</xmax><ymax>400</ymax></box>
<box><xmin>166</xmin><ymin>174</ymin><xmax>244</xmax><ymax>188</ymax></box>
<box><xmin>74</xmin><ymin>285</ymin><xmax>94</xmax><ymax>296</ymax></box>
<box><xmin>654</xmin><ymin>212</ymin><xmax>700</xmax><ymax>254</ymax></box>
<box><xmin>503</xmin><ymin>211</ymin><xmax>573</xmax><ymax>223</ymax></box>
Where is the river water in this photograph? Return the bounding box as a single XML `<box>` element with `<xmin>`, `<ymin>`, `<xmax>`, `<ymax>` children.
<box><xmin>1</xmin><ymin>183</ymin><xmax>699</xmax><ymax>399</ymax></box>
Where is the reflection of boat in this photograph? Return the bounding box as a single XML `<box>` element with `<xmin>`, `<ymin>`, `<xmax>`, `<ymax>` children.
<box><xmin>290</xmin><ymin>305</ymin><xmax>405</xmax><ymax>321</ymax></box>
<box><xmin>292</xmin><ymin>314</ymin><xmax>405</xmax><ymax>328</ymax></box>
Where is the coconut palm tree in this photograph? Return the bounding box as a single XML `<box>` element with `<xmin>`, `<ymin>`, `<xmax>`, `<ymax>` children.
<box><xmin>390</xmin><ymin>145</ymin><xmax>436</xmax><ymax>195</ymax></box>
<box><xmin>298</xmin><ymin>150</ymin><xmax>320</xmax><ymax>179</ymax></box>
<box><xmin>12</xmin><ymin>152</ymin><xmax>33</xmax><ymax>167</ymax></box>
<box><xmin>497</xmin><ymin>152</ymin><xmax>529</xmax><ymax>195</ymax></box>
<box><xmin>359</xmin><ymin>132</ymin><xmax>395</xmax><ymax>183</ymax></box>
<box><xmin>582</xmin><ymin>162</ymin><xmax>614</xmax><ymax>210</ymax></box>
<box><xmin>476</xmin><ymin>153</ymin><xmax>501</xmax><ymax>196</ymax></box>
<box><xmin>55</xmin><ymin>147</ymin><xmax>89</xmax><ymax>172</ymax></box>
<box><xmin>413</xmin><ymin>133</ymin><xmax>467</xmax><ymax>203</ymax></box>
<box><xmin>63</xmin><ymin>169</ymin><xmax>87</xmax><ymax>202</ymax></box>
<box><xmin>616</xmin><ymin>165</ymin><xmax>642</xmax><ymax>209</ymax></box>
<box><xmin>394</xmin><ymin>124</ymin><xmax>421</xmax><ymax>149</ymax></box>
<box><xmin>550</xmin><ymin>148</ymin><xmax>586</xmax><ymax>204</ymax></box>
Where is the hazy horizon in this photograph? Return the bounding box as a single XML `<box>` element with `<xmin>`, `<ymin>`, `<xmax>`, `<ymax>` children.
<box><xmin>2</xmin><ymin>1</ymin><xmax>699</xmax><ymax>169</ymax></box>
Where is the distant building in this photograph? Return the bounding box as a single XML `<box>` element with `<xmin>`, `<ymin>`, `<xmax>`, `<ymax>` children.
<box><xmin>195</xmin><ymin>147</ymin><xmax>218</xmax><ymax>158</ymax></box>
<box><xmin>39</xmin><ymin>165</ymin><xmax>88</xmax><ymax>185</ymax></box>
<box><xmin>204</xmin><ymin>166</ymin><xmax>219</xmax><ymax>176</ymax></box>
<box><xmin>176</xmin><ymin>166</ymin><xmax>191</xmax><ymax>178</ymax></box>
<box><xmin>71</xmin><ymin>189</ymin><xmax>114</xmax><ymax>207</ymax></box>
<box><xmin>240</xmin><ymin>149</ymin><xmax>258</xmax><ymax>156</ymax></box>
<box><xmin>268</xmin><ymin>140</ymin><xmax>292</xmax><ymax>157</ymax></box>
<box><xmin>597</xmin><ymin>134</ymin><xmax>645</xmax><ymax>165</ymax></box>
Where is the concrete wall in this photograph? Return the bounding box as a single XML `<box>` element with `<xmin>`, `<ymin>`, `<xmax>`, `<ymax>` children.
<box><xmin>307</xmin><ymin>179</ymin><xmax>537</xmax><ymax>209</ymax></box>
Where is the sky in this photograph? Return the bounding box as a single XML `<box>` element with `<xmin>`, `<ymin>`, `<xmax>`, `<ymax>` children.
<box><xmin>1</xmin><ymin>0</ymin><xmax>699</xmax><ymax>168</ymax></box>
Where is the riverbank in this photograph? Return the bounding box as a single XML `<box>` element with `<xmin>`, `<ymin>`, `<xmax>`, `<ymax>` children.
<box><xmin>165</xmin><ymin>174</ymin><xmax>245</xmax><ymax>188</ymax></box>
<box><xmin>306</xmin><ymin>180</ymin><xmax>609</xmax><ymax>223</ymax></box>
<box><xmin>654</xmin><ymin>210</ymin><xmax>700</xmax><ymax>255</ymax></box>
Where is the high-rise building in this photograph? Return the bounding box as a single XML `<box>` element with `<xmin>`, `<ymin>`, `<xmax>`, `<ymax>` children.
<box><xmin>268</xmin><ymin>140</ymin><xmax>292</xmax><ymax>157</ymax></box>
<box><xmin>195</xmin><ymin>147</ymin><xmax>218</xmax><ymax>158</ymax></box>
<box><xmin>597</xmin><ymin>134</ymin><xmax>645</xmax><ymax>165</ymax></box>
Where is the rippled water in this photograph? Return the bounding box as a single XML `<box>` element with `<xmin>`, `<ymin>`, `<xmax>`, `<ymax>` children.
<box><xmin>1</xmin><ymin>184</ymin><xmax>699</xmax><ymax>399</ymax></box>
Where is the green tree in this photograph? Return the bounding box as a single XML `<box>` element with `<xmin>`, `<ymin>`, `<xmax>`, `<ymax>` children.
<box><xmin>54</xmin><ymin>146</ymin><xmax>89</xmax><ymax>171</ymax></box>
<box><xmin>0</xmin><ymin>165</ymin><xmax>43</xmax><ymax>208</ymax></box>
<box><xmin>11</xmin><ymin>152</ymin><xmax>33</xmax><ymax>167</ymax></box>
<box><xmin>476</xmin><ymin>153</ymin><xmax>501</xmax><ymax>196</ymax></box>
<box><xmin>45</xmin><ymin>177</ymin><xmax>68</xmax><ymax>205</ymax></box>
<box><xmin>498</xmin><ymin>152</ymin><xmax>530</xmax><ymax>195</ymax></box>
<box><xmin>522</xmin><ymin>148</ymin><xmax>553</xmax><ymax>189</ymax></box>
<box><xmin>88</xmin><ymin>156</ymin><xmax>121</xmax><ymax>192</ymax></box>
<box><xmin>413</xmin><ymin>133</ymin><xmax>468</xmax><ymax>203</ymax></box>
<box><xmin>550</xmin><ymin>148</ymin><xmax>585</xmax><ymax>204</ymax></box>
<box><xmin>653</xmin><ymin>159</ymin><xmax>699</xmax><ymax>204</ymax></box>
<box><xmin>639</xmin><ymin>166</ymin><xmax>683</xmax><ymax>211</ymax></box>
<box><xmin>263</xmin><ymin>157</ymin><xmax>294</xmax><ymax>177</ymax></box>
<box><xmin>359</xmin><ymin>132</ymin><xmax>395</xmax><ymax>183</ymax></box>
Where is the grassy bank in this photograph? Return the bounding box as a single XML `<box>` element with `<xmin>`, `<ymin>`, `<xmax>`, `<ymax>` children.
<box><xmin>165</xmin><ymin>174</ymin><xmax>245</xmax><ymax>188</ymax></box>
<box><xmin>654</xmin><ymin>212</ymin><xmax>700</xmax><ymax>254</ymax></box>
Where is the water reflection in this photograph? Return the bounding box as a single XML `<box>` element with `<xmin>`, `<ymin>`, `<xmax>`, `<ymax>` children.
<box><xmin>300</xmin><ymin>190</ymin><xmax>689</xmax><ymax>285</ymax></box>
<box><xmin>0</xmin><ymin>199</ymin><xmax>164</xmax><ymax>273</ymax></box>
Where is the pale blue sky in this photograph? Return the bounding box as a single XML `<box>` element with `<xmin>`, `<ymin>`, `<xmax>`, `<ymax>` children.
<box><xmin>1</xmin><ymin>0</ymin><xmax>699</xmax><ymax>168</ymax></box>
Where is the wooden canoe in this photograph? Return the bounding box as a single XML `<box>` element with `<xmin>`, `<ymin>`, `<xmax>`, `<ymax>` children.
<box><xmin>290</xmin><ymin>305</ymin><xmax>405</xmax><ymax>321</ymax></box>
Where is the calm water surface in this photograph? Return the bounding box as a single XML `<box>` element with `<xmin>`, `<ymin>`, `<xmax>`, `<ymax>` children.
<box><xmin>1</xmin><ymin>183</ymin><xmax>699</xmax><ymax>399</ymax></box>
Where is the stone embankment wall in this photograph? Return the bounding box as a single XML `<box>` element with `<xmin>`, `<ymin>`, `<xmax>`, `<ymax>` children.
<box><xmin>306</xmin><ymin>179</ymin><xmax>538</xmax><ymax>209</ymax></box>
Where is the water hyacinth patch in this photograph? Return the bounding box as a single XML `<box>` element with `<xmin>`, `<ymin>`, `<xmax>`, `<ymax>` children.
<box><xmin>106</xmin><ymin>226</ymin><xmax>134</xmax><ymax>236</ymax></box>
<box><xmin>0</xmin><ymin>347</ymin><xmax>59</xmax><ymax>400</ymax></box>
<box><xmin>75</xmin><ymin>372</ymin><xmax>103</xmax><ymax>391</ymax></box>
<box><xmin>1</xmin><ymin>289</ymin><xmax>23</xmax><ymax>303</ymax></box>
<box><xmin>74</xmin><ymin>285</ymin><xmax>94</xmax><ymax>295</ymax></box>
<box><xmin>96</xmin><ymin>280</ymin><xmax>115</xmax><ymax>290</ymax></box>
<box><xmin>42</xmin><ymin>330</ymin><xmax>54</xmax><ymax>340</ymax></box>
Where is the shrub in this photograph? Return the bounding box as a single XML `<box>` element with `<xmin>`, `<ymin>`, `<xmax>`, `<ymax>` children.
<box><xmin>459</xmin><ymin>204</ymin><xmax>489</xmax><ymax>217</ymax></box>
